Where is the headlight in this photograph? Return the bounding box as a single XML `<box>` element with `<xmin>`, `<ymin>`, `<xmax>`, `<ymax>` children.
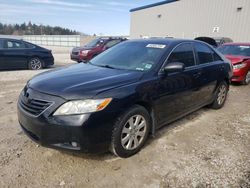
<box><xmin>233</xmin><ymin>63</ymin><xmax>246</xmax><ymax>69</ymax></box>
<box><xmin>81</xmin><ymin>50</ymin><xmax>90</xmax><ymax>56</ymax></box>
<box><xmin>53</xmin><ymin>98</ymin><xmax>112</xmax><ymax>116</ymax></box>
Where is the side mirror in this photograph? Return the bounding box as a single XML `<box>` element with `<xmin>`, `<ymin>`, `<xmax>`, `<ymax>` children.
<box><xmin>164</xmin><ymin>62</ymin><xmax>185</xmax><ymax>73</ymax></box>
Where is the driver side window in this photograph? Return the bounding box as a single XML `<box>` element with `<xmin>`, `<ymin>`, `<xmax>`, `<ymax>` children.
<box><xmin>167</xmin><ymin>43</ymin><xmax>195</xmax><ymax>67</ymax></box>
<box><xmin>105</xmin><ymin>40</ymin><xmax>121</xmax><ymax>49</ymax></box>
<box><xmin>4</xmin><ymin>40</ymin><xmax>25</xmax><ymax>49</ymax></box>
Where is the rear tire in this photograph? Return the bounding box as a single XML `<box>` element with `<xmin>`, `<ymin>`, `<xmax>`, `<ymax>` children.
<box><xmin>242</xmin><ymin>70</ymin><xmax>250</xmax><ymax>85</ymax></box>
<box><xmin>28</xmin><ymin>57</ymin><xmax>43</xmax><ymax>70</ymax></box>
<box><xmin>210</xmin><ymin>81</ymin><xmax>228</xmax><ymax>109</ymax></box>
<box><xmin>110</xmin><ymin>105</ymin><xmax>151</xmax><ymax>158</ymax></box>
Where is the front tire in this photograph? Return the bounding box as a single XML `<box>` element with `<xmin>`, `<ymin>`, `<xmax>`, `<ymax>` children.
<box><xmin>242</xmin><ymin>70</ymin><xmax>250</xmax><ymax>85</ymax></box>
<box><xmin>28</xmin><ymin>57</ymin><xmax>43</xmax><ymax>70</ymax></box>
<box><xmin>210</xmin><ymin>81</ymin><xmax>228</xmax><ymax>109</ymax></box>
<box><xmin>110</xmin><ymin>105</ymin><xmax>151</xmax><ymax>158</ymax></box>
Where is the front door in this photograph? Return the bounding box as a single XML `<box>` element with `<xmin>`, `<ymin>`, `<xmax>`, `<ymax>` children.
<box><xmin>1</xmin><ymin>39</ymin><xmax>28</xmax><ymax>70</ymax></box>
<box><xmin>154</xmin><ymin>42</ymin><xmax>202</xmax><ymax>126</ymax></box>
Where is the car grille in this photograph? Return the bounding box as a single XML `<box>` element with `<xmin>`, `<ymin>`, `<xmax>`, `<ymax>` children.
<box><xmin>19</xmin><ymin>96</ymin><xmax>52</xmax><ymax>116</ymax></box>
<box><xmin>72</xmin><ymin>51</ymin><xmax>79</xmax><ymax>55</ymax></box>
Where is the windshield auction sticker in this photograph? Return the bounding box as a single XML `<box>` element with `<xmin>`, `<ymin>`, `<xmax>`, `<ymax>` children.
<box><xmin>146</xmin><ymin>44</ymin><xmax>166</xmax><ymax>49</ymax></box>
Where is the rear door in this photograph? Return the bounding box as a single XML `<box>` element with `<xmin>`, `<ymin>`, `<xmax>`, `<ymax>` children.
<box><xmin>2</xmin><ymin>39</ymin><xmax>28</xmax><ymax>69</ymax></box>
<box><xmin>193</xmin><ymin>42</ymin><xmax>223</xmax><ymax>104</ymax></box>
<box><xmin>154</xmin><ymin>42</ymin><xmax>202</xmax><ymax>126</ymax></box>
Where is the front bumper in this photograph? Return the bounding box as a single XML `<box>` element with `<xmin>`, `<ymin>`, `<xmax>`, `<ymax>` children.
<box><xmin>43</xmin><ymin>56</ymin><xmax>54</xmax><ymax>66</ymax></box>
<box><xmin>17</xmin><ymin>88</ymin><xmax>115</xmax><ymax>153</ymax></box>
<box><xmin>231</xmin><ymin>67</ymin><xmax>248</xmax><ymax>82</ymax></box>
<box><xmin>70</xmin><ymin>54</ymin><xmax>88</xmax><ymax>63</ymax></box>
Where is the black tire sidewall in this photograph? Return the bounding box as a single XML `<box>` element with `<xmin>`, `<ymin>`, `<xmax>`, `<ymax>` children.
<box><xmin>242</xmin><ymin>70</ymin><xmax>250</xmax><ymax>85</ymax></box>
<box><xmin>111</xmin><ymin>105</ymin><xmax>151</xmax><ymax>158</ymax></box>
<box><xmin>28</xmin><ymin>57</ymin><xmax>43</xmax><ymax>70</ymax></box>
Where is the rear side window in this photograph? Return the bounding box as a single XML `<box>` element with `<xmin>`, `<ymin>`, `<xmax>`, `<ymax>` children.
<box><xmin>167</xmin><ymin>43</ymin><xmax>195</xmax><ymax>67</ymax></box>
<box><xmin>25</xmin><ymin>42</ymin><xmax>35</xmax><ymax>49</ymax></box>
<box><xmin>4</xmin><ymin>40</ymin><xmax>25</xmax><ymax>49</ymax></box>
<box><xmin>213</xmin><ymin>52</ymin><xmax>222</xmax><ymax>61</ymax></box>
<box><xmin>0</xmin><ymin>40</ymin><xmax>3</xmax><ymax>49</ymax></box>
<box><xmin>194</xmin><ymin>43</ymin><xmax>214</xmax><ymax>64</ymax></box>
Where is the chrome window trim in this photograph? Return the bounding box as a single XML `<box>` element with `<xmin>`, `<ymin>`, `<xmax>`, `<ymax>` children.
<box><xmin>158</xmin><ymin>42</ymin><xmax>197</xmax><ymax>75</ymax></box>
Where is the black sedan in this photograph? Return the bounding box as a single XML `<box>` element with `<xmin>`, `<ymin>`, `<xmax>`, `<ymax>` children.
<box><xmin>0</xmin><ymin>38</ymin><xmax>54</xmax><ymax>70</ymax></box>
<box><xmin>17</xmin><ymin>39</ymin><xmax>232</xmax><ymax>158</ymax></box>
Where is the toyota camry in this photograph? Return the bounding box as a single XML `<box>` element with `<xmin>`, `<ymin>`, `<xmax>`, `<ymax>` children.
<box><xmin>18</xmin><ymin>39</ymin><xmax>232</xmax><ymax>158</ymax></box>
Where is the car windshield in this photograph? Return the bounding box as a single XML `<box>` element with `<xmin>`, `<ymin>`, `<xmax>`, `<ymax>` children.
<box><xmin>89</xmin><ymin>41</ymin><xmax>167</xmax><ymax>72</ymax></box>
<box><xmin>84</xmin><ymin>39</ymin><xmax>104</xmax><ymax>48</ymax></box>
<box><xmin>218</xmin><ymin>45</ymin><xmax>250</xmax><ymax>57</ymax></box>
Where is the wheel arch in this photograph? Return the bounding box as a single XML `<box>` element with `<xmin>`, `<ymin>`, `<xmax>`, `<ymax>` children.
<box><xmin>28</xmin><ymin>56</ymin><xmax>44</xmax><ymax>68</ymax></box>
<box><xmin>28</xmin><ymin>56</ymin><xmax>44</xmax><ymax>69</ymax></box>
<box><xmin>224</xmin><ymin>77</ymin><xmax>230</xmax><ymax>87</ymax></box>
<box><xmin>135</xmin><ymin>101</ymin><xmax>156</xmax><ymax>135</ymax></box>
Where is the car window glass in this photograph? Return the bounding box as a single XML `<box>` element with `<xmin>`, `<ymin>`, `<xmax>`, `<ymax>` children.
<box><xmin>0</xmin><ymin>40</ymin><xmax>3</xmax><ymax>49</ymax></box>
<box><xmin>218</xmin><ymin>45</ymin><xmax>250</xmax><ymax>57</ymax></box>
<box><xmin>105</xmin><ymin>40</ymin><xmax>121</xmax><ymax>48</ymax></box>
<box><xmin>4</xmin><ymin>40</ymin><xmax>25</xmax><ymax>49</ymax></box>
<box><xmin>85</xmin><ymin>39</ymin><xmax>105</xmax><ymax>47</ymax></box>
<box><xmin>25</xmin><ymin>42</ymin><xmax>35</xmax><ymax>49</ymax></box>
<box><xmin>90</xmin><ymin>42</ymin><xmax>166</xmax><ymax>72</ymax></box>
<box><xmin>213</xmin><ymin>52</ymin><xmax>222</xmax><ymax>61</ymax></box>
<box><xmin>167</xmin><ymin>43</ymin><xmax>195</xmax><ymax>67</ymax></box>
<box><xmin>194</xmin><ymin>43</ymin><xmax>214</xmax><ymax>64</ymax></box>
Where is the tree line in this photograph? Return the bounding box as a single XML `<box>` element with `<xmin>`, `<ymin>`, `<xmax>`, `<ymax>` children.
<box><xmin>0</xmin><ymin>22</ymin><xmax>83</xmax><ymax>35</ymax></box>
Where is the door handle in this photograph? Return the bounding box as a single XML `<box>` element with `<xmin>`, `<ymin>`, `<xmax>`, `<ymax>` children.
<box><xmin>219</xmin><ymin>65</ymin><xmax>225</xmax><ymax>71</ymax></box>
<box><xmin>193</xmin><ymin>72</ymin><xmax>202</xmax><ymax>78</ymax></box>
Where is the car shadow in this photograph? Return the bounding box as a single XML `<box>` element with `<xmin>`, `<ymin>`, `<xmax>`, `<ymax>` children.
<box><xmin>59</xmin><ymin>107</ymin><xmax>209</xmax><ymax>161</ymax></box>
<box><xmin>230</xmin><ymin>82</ymin><xmax>244</xmax><ymax>87</ymax></box>
<box><xmin>146</xmin><ymin>108</ymin><xmax>209</xmax><ymax>146</ymax></box>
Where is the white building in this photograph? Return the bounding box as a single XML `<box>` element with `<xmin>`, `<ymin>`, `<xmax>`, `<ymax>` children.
<box><xmin>130</xmin><ymin>0</ymin><xmax>250</xmax><ymax>42</ymax></box>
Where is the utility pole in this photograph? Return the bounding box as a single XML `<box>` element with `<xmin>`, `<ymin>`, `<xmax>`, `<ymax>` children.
<box><xmin>39</xmin><ymin>23</ymin><xmax>43</xmax><ymax>35</ymax></box>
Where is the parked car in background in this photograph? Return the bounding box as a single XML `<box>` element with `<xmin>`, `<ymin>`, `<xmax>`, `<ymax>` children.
<box><xmin>195</xmin><ymin>37</ymin><xmax>233</xmax><ymax>48</ymax></box>
<box><xmin>214</xmin><ymin>37</ymin><xmax>233</xmax><ymax>46</ymax></box>
<box><xmin>218</xmin><ymin>43</ymin><xmax>250</xmax><ymax>85</ymax></box>
<box><xmin>70</xmin><ymin>37</ymin><xmax>127</xmax><ymax>63</ymax></box>
<box><xmin>0</xmin><ymin>38</ymin><xmax>54</xmax><ymax>70</ymax></box>
<box><xmin>18</xmin><ymin>39</ymin><xmax>232</xmax><ymax>158</ymax></box>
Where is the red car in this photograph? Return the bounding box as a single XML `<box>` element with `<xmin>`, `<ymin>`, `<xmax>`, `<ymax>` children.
<box><xmin>70</xmin><ymin>37</ymin><xmax>126</xmax><ymax>63</ymax></box>
<box><xmin>218</xmin><ymin>43</ymin><xmax>250</xmax><ymax>85</ymax></box>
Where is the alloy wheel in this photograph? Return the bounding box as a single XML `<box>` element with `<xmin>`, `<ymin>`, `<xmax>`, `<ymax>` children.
<box><xmin>217</xmin><ymin>84</ymin><xmax>227</xmax><ymax>105</ymax></box>
<box><xmin>245</xmin><ymin>71</ymin><xmax>250</xmax><ymax>84</ymax></box>
<box><xmin>30</xmin><ymin>58</ymin><xmax>42</xmax><ymax>70</ymax></box>
<box><xmin>121</xmin><ymin>115</ymin><xmax>147</xmax><ymax>150</ymax></box>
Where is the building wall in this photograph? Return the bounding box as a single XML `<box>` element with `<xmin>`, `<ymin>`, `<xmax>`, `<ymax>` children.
<box><xmin>23</xmin><ymin>35</ymin><xmax>81</xmax><ymax>47</ymax></box>
<box><xmin>130</xmin><ymin>0</ymin><xmax>250</xmax><ymax>42</ymax></box>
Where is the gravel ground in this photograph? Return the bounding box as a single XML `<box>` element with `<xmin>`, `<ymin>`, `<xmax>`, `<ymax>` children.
<box><xmin>0</xmin><ymin>51</ymin><xmax>249</xmax><ymax>187</ymax></box>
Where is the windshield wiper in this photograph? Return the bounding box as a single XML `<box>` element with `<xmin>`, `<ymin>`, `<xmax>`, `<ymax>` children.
<box><xmin>88</xmin><ymin>62</ymin><xmax>116</xmax><ymax>69</ymax></box>
<box><xmin>98</xmin><ymin>65</ymin><xmax>116</xmax><ymax>69</ymax></box>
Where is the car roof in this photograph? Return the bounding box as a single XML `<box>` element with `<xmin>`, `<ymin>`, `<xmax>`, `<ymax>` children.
<box><xmin>0</xmin><ymin>37</ymin><xmax>22</xmax><ymax>41</ymax></box>
<box><xmin>222</xmin><ymin>42</ymin><xmax>250</xmax><ymax>46</ymax></box>
<box><xmin>213</xmin><ymin>37</ymin><xmax>232</xmax><ymax>40</ymax></box>
<box><xmin>127</xmin><ymin>38</ymin><xmax>206</xmax><ymax>46</ymax></box>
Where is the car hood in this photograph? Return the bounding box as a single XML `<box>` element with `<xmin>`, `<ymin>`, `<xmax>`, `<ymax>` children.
<box><xmin>225</xmin><ymin>55</ymin><xmax>250</xmax><ymax>65</ymax></box>
<box><xmin>72</xmin><ymin>46</ymin><xmax>94</xmax><ymax>52</ymax></box>
<box><xmin>28</xmin><ymin>64</ymin><xmax>143</xmax><ymax>100</ymax></box>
